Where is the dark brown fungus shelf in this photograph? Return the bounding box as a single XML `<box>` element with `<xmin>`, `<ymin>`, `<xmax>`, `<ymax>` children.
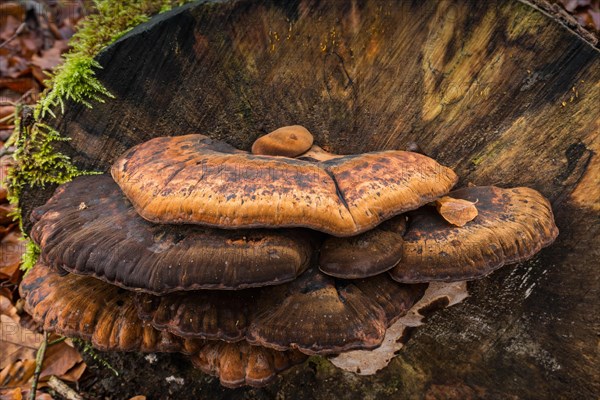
<box><xmin>137</xmin><ymin>268</ymin><xmax>425</xmax><ymax>355</ymax></box>
<box><xmin>111</xmin><ymin>134</ymin><xmax>458</xmax><ymax>236</ymax></box>
<box><xmin>19</xmin><ymin>263</ymin><xmax>195</xmax><ymax>352</ymax></box>
<box><xmin>389</xmin><ymin>186</ymin><xmax>559</xmax><ymax>283</ymax></box>
<box><xmin>319</xmin><ymin>216</ymin><xmax>407</xmax><ymax>279</ymax></box>
<box><xmin>30</xmin><ymin>175</ymin><xmax>315</xmax><ymax>294</ymax></box>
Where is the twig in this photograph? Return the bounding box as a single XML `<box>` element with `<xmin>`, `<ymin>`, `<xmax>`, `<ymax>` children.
<box><xmin>47</xmin><ymin>376</ymin><xmax>84</xmax><ymax>400</ymax></box>
<box><xmin>0</xmin><ymin>23</ymin><xmax>26</xmax><ymax>49</ymax></box>
<box><xmin>29</xmin><ymin>330</ymin><xmax>49</xmax><ymax>400</ymax></box>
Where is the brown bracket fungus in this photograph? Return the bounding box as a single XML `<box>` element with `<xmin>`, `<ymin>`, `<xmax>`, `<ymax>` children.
<box><xmin>319</xmin><ymin>216</ymin><xmax>407</xmax><ymax>279</ymax></box>
<box><xmin>20</xmin><ymin>263</ymin><xmax>306</xmax><ymax>387</ymax></box>
<box><xmin>389</xmin><ymin>186</ymin><xmax>559</xmax><ymax>283</ymax></box>
<box><xmin>245</xmin><ymin>269</ymin><xmax>425</xmax><ymax>355</ymax></box>
<box><xmin>136</xmin><ymin>289</ymin><xmax>258</xmax><ymax>342</ymax></box>
<box><xmin>111</xmin><ymin>134</ymin><xmax>458</xmax><ymax>236</ymax></box>
<box><xmin>30</xmin><ymin>175</ymin><xmax>315</xmax><ymax>293</ymax></box>
<box><xmin>251</xmin><ymin>125</ymin><xmax>314</xmax><ymax>157</ymax></box>
<box><xmin>190</xmin><ymin>341</ymin><xmax>307</xmax><ymax>389</ymax></box>
<box><xmin>19</xmin><ymin>263</ymin><xmax>194</xmax><ymax>353</ymax></box>
<box><xmin>135</xmin><ymin>268</ymin><xmax>425</xmax><ymax>355</ymax></box>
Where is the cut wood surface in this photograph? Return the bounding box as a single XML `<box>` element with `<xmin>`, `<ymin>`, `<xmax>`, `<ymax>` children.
<box><xmin>21</xmin><ymin>0</ymin><xmax>599</xmax><ymax>398</ymax></box>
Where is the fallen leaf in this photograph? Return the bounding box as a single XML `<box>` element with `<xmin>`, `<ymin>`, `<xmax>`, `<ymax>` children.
<box><xmin>0</xmin><ymin>387</ymin><xmax>52</xmax><ymax>400</ymax></box>
<box><xmin>0</xmin><ymin>204</ymin><xmax>17</xmax><ymax>225</ymax></box>
<box><xmin>435</xmin><ymin>196</ymin><xmax>478</xmax><ymax>226</ymax></box>
<box><xmin>30</xmin><ymin>40</ymin><xmax>68</xmax><ymax>71</ymax></box>
<box><xmin>0</xmin><ymin>294</ymin><xmax>19</xmax><ymax>322</ymax></box>
<box><xmin>0</xmin><ymin>359</ymin><xmax>35</xmax><ymax>388</ymax></box>
<box><xmin>0</xmin><ymin>231</ymin><xmax>24</xmax><ymax>283</ymax></box>
<box><xmin>330</xmin><ymin>282</ymin><xmax>469</xmax><ymax>375</ymax></box>
<box><xmin>39</xmin><ymin>340</ymin><xmax>84</xmax><ymax>381</ymax></box>
<box><xmin>0</xmin><ymin>315</ymin><xmax>43</xmax><ymax>370</ymax></box>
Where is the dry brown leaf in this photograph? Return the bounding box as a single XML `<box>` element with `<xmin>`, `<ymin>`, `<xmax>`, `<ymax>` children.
<box><xmin>0</xmin><ymin>231</ymin><xmax>24</xmax><ymax>283</ymax></box>
<box><xmin>59</xmin><ymin>361</ymin><xmax>86</xmax><ymax>383</ymax></box>
<box><xmin>30</xmin><ymin>41</ymin><xmax>68</xmax><ymax>72</ymax></box>
<box><xmin>129</xmin><ymin>396</ymin><xmax>147</xmax><ymax>400</ymax></box>
<box><xmin>0</xmin><ymin>315</ymin><xmax>43</xmax><ymax>370</ymax></box>
<box><xmin>0</xmin><ymin>204</ymin><xmax>17</xmax><ymax>225</ymax></box>
<box><xmin>435</xmin><ymin>196</ymin><xmax>478</xmax><ymax>226</ymax></box>
<box><xmin>0</xmin><ymin>359</ymin><xmax>35</xmax><ymax>388</ymax></box>
<box><xmin>0</xmin><ymin>294</ymin><xmax>19</xmax><ymax>322</ymax></box>
<box><xmin>0</xmin><ymin>387</ymin><xmax>52</xmax><ymax>400</ymax></box>
<box><xmin>39</xmin><ymin>341</ymin><xmax>84</xmax><ymax>382</ymax></box>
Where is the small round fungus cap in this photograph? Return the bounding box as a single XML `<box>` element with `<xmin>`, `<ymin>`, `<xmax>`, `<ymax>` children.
<box><xmin>31</xmin><ymin>175</ymin><xmax>314</xmax><ymax>294</ymax></box>
<box><xmin>191</xmin><ymin>341</ymin><xmax>307</xmax><ymax>388</ymax></box>
<box><xmin>19</xmin><ymin>263</ymin><xmax>194</xmax><ymax>352</ymax></box>
<box><xmin>389</xmin><ymin>186</ymin><xmax>559</xmax><ymax>283</ymax></box>
<box><xmin>246</xmin><ymin>269</ymin><xmax>425</xmax><ymax>355</ymax></box>
<box><xmin>251</xmin><ymin>125</ymin><xmax>314</xmax><ymax>157</ymax></box>
<box><xmin>318</xmin><ymin>217</ymin><xmax>406</xmax><ymax>279</ymax></box>
<box><xmin>135</xmin><ymin>269</ymin><xmax>425</xmax><ymax>354</ymax></box>
<box><xmin>112</xmin><ymin>134</ymin><xmax>458</xmax><ymax>236</ymax></box>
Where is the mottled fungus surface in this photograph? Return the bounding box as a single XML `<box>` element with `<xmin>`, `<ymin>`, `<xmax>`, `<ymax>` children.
<box><xmin>111</xmin><ymin>134</ymin><xmax>458</xmax><ymax>236</ymax></box>
<box><xmin>19</xmin><ymin>263</ymin><xmax>193</xmax><ymax>352</ymax></box>
<box><xmin>246</xmin><ymin>269</ymin><xmax>425</xmax><ymax>355</ymax></box>
<box><xmin>389</xmin><ymin>186</ymin><xmax>559</xmax><ymax>283</ymax></box>
<box><xmin>191</xmin><ymin>341</ymin><xmax>307</xmax><ymax>389</ymax></box>
<box><xmin>319</xmin><ymin>216</ymin><xmax>407</xmax><ymax>279</ymax></box>
<box><xmin>30</xmin><ymin>175</ymin><xmax>314</xmax><ymax>293</ymax></box>
<box><xmin>251</xmin><ymin>125</ymin><xmax>314</xmax><ymax>157</ymax></box>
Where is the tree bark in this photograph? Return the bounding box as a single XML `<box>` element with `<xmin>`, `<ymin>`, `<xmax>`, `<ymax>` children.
<box><xmin>24</xmin><ymin>0</ymin><xmax>600</xmax><ymax>398</ymax></box>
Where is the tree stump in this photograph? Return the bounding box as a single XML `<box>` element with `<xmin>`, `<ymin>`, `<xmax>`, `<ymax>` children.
<box><xmin>24</xmin><ymin>0</ymin><xmax>599</xmax><ymax>398</ymax></box>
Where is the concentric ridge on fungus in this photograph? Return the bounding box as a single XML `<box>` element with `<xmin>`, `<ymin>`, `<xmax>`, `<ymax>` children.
<box><xmin>19</xmin><ymin>263</ymin><xmax>195</xmax><ymax>353</ymax></box>
<box><xmin>19</xmin><ymin>264</ymin><xmax>307</xmax><ymax>388</ymax></box>
<box><xmin>111</xmin><ymin>134</ymin><xmax>458</xmax><ymax>236</ymax></box>
<box><xmin>138</xmin><ymin>268</ymin><xmax>426</xmax><ymax>355</ymax></box>
<box><xmin>389</xmin><ymin>186</ymin><xmax>559</xmax><ymax>283</ymax></box>
<box><xmin>30</xmin><ymin>175</ymin><xmax>315</xmax><ymax>294</ymax></box>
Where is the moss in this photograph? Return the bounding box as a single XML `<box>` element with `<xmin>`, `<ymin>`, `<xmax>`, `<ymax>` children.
<box><xmin>6</xmin><ymin>0</ymin><xmax>196</xmax><ymax>271</ymax></box>
<box><xmin>20</xmin><ymin>240</ymin><xmax>41</xmax><ymax>273</ymax></box>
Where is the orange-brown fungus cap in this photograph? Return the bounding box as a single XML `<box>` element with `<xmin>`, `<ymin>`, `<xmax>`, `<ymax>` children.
<box><xmin>30</xmin><ymin>175</ymin><xmax>314</xmax><ymax>293</ymax></box>
<box><xmin>251</xmin><ymin>125</ymin><xmax>314</xmax><ymax>157</ymax></box>
<box><xmin>19</xmin><ymin>263</ymin><xmax>193</xmax><ymax>352</ymax></box>
<box><xmin>319</xmin><ymin>216</ymin><xmax>406</xmax><ymax>279</ymax></box>
<box><xmin>246</xmin><ymin>269</ymin><xmax>425</xmax><ymax>355</ymax></box>
<box><xmin>191</xmin><ymin>341</ymin><xmax>307</xmax><ymax>388</ymax></box>
<box><xmin>389</xmin><ymin>186</ymin><xmax>559</xmax><ymax>283</ymax></box>
<box><xmin>111</xmin><ymin>134</ymin><xmax>458</xmax><ymax>236</ymax></box>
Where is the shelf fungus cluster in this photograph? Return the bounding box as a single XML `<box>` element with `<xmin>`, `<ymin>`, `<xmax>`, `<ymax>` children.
<box><xmin>20</xmin><ymin>126</ymin><xmax>558</xmax><ymax>388</ymax></box>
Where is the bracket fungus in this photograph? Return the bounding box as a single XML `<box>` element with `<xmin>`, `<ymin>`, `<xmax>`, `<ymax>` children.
<box><xmin>30</xmin><ymin>175</ymin><xmax>315</xmax><ymax>293</ymax></box>
<box><xmin>20</xmin><ymin>263</ymin><xmax>192</xmax><ymax>353</ymax></box>
<box><xmin>18</xmin><ymin>128</ymin><xmax>559</xmax><ymax>390</ymax></box>
<box><xmin>389</xmin><ymin>186</ymin><xmax>559</xmax><ymax>283</ymax></box>
<box><xmin>318</xmin><ymin>216</ymin><xmax>407</xmax><ymax>279</ymax></box>
<box><xmin>190</xmin><ymin>341</ymin><xmax>307</xmax><ymax>389</ymax></box>
<box><xmin>136</xmin><ymin>268</ymin><xmax>425</xmax><ymax>355</ymax></box>
<box><xmin>111</xmin><ymin>134</ymin><xmax>458</xmax><ymax>236</ymax></box>
<box><xmin>251</xmin><ymin>125</ymin><xmax>314</xmax><ymax>157</ymax></box>
<box><xmin>21</xmin><ymin>263</ymin><xmax>309</xmax><ymax>388</ymax></box>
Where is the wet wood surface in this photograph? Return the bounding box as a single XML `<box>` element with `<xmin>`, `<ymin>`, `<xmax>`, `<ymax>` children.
<box><xmin>23</xmin><ymin>0</ymin><xmax>599</xmax><ymax>398</ymax></box>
